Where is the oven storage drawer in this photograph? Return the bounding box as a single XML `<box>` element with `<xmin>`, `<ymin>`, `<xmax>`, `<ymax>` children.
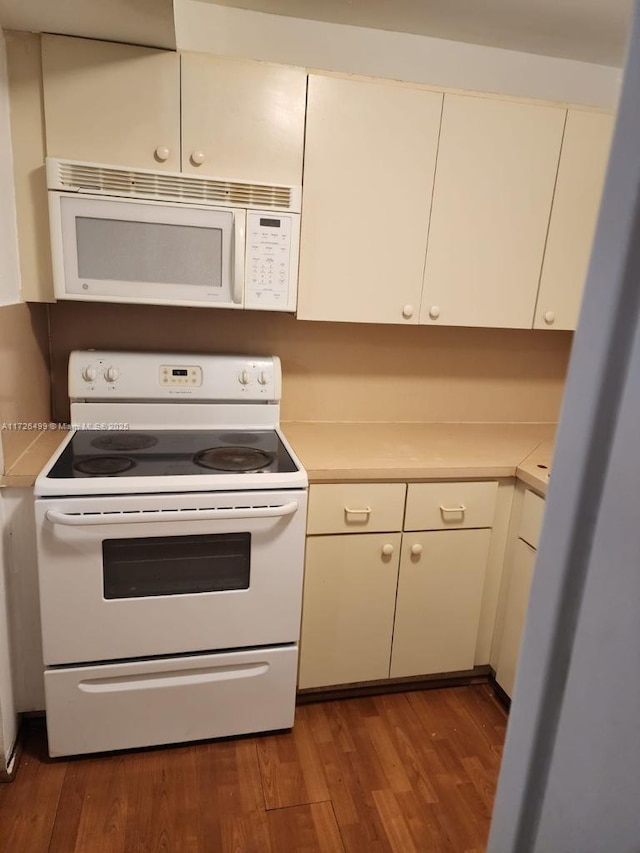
<box><xmin>44</xmin><ymin>646</ymin><xmax>298</xmax><ymax>757</ymax></box>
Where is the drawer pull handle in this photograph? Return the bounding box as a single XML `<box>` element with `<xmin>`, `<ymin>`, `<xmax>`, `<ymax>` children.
<box><xmin>344</xmin><ymin>506</ymin><xmax>372</xmax><ymax>517</ymax></box>
<box><xmin>440</xmin><ymin>504</ymin><xmax>466</xmax><ymax>514</ymax></box>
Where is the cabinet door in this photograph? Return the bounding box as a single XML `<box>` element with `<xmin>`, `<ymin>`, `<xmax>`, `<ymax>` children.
<box><xmin>390</xmin><ymin>529</ymin><xmax>491</xmax><ymax>678</ymax></box>
<box><xmin>181</xmin><ymin>53</ymin><xmax>306</xmax><ymax>185</ymax></box>
<box><xmin>41</xmin><ymin>35</ymin><xmax>180</xmax><ymax>172</ymax></box>
<box><xmin>297</xmin><ymin>75</ymin><xmax>442</xmax><ymax>324</ymax></box>
<box><xmin>421</xmin><ymin>94</ymin><xmax>565</xmax><ymax>329</ymax></box>
<box><xmin>534</xmin><ymin>110</ymin><xmax>614</xmax><ymax>331</ymax></box>
<box><xmin>495</xmin><ymin>538</ymin><xmax>536</xmax><ymax>698</ymax></box>
<box><xmin>298</xmin><ymin>533</ymin><xmax>401</xmax><ymax>689</ymax></box>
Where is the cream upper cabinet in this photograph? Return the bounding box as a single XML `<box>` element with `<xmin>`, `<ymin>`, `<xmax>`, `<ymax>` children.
<box><xmin>41</xmin><ymin>35</ymin><xmax>180</xmax><ymax>172</ymax></box>
<box><xmin>297</xmin><ymin>74</ymin><xmax>443</xmax><ymax>324</ymax></box>
<box><xmin>534</xmin><ymin>110</ymin><xmax>614</xmax><ymax>331</ymax></box>
<box><xmin>180</xmin><ymin>53</ymin><xmax>306</xmax><ymax>185</ymax></box>
<box><xmin>421</xmin><ymin>94</ymin><xmax>566</xmax><ymax>329</ymax></box>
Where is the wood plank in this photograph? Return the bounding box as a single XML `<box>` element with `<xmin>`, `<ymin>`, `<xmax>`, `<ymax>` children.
<box><xmin>267</xmin><ymin>802</ymin><xmax>345</xmax><ymax>852</ymax></box>
<box><xmin>0</xmin><ymin>724</ymin><xmax>65</xmax><ymax>852</ymax></box>
<box><xmin>257</xmin><ymin>705</ymin><xmax>331</xmax><ymax>809</ymax></box>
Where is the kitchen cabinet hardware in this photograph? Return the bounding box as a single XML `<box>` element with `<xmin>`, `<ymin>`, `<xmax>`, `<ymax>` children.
<box><xmin>344</xmin><ymin>506</ymin><xmax>372</xmax><ymax>517</ymax></box>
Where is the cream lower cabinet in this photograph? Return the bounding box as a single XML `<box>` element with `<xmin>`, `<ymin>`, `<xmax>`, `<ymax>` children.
<box><xmin>298</xmin><ymin>480</ymin><xmax>499</xmax><ymax>690</ymax></box>
<box><xmin>390</xmin><ymin>529</ymin><xmax>492</xmax><ymax>678</ymax></box>
<box><xmin>494</xmin><ymin>487</ymin><xmax>545</xmax><ymax>698</ymax></box>
<box><xmin>298</xmin><ymin>534</ymin><xmax>401</xmax><ymax>689</ymax></box>
<box><xmin>494</xmin><ymin>538</ymin><xmax>536</xmax><ymax>698</ymax></box>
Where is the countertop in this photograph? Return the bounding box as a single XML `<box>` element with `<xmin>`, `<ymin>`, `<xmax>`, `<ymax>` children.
<box><xmin>283</xmin><ymin>421</ymin><xmax>555</xmax><ymax>494</ymax></box>
<box><xmin>0</xmin><ymin>429</ymin><xmax>68</xmax><ymax>488</ymax></box>
<box><xmin>1</xmin><ymin>422</ymin><xmax>555</xmax><ymax>495</ymax></box>
<box><xmin>516</xmin><ymin>438</ymin><xmax>554</xmax><ymax>495</ymax></box>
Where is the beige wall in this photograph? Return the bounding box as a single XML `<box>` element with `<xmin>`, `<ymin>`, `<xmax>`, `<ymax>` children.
<box><xmin>49</xmin><ymin>302</ymin><xmax>572</xmax><ymax>425</ymax></box>
<box><xmin>0</xmin><ymin>302</ymin><xmax>50</xmax><ymax>470</ymax></box>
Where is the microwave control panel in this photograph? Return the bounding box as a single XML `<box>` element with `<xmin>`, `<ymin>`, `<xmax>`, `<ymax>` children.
<box><xmin>245</xmin><ymin>212</ymin><xmax>298</xmax><ymax>312</ymax></box>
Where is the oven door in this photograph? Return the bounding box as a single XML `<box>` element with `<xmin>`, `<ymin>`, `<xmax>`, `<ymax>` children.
<box><xmin>36</xmin><ymin>489</ymin><xmax>307</xmax><ymax>665</ymax></box>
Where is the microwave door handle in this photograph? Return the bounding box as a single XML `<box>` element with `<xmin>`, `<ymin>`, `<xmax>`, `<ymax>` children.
<box><xmin>45</xmin><ymin>501</ymin><xmax>300</xmax><ymax>526</ymax></box>
<box><xmin>232</xmin><ymin>210</ymin><xmax>246</xmax><ymax>306</ymax></box>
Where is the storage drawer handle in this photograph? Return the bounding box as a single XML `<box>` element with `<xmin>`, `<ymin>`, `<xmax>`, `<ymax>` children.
<box><xmin>344</xmin><ymin>506</ymin><xmax>372</xmax><ymax>517</ymax></box>
<box><xmin>45</xmin><ymin>502</ymin><xmax>299</xmax><ymax>526</ymax></box>
<box><xmin>440</xmin><ymin>504</ymin><xmax>466</xmax><ymax>514</ymax></box>
<box><xmin>78</xmin><ymin>662</ymin><xmax>270</xmax><ymax>693</ymax></box>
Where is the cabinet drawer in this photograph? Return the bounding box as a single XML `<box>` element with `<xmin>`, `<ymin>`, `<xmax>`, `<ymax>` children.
<box><xmin>307</xmin><ymin>483</ymin><xmax>406</xmax><ymax>535</ymax></box>
<box><xmin>519</xmin><ymin>489</ymin><xmax>546</xmax><ymax>549</ymax></box>
<box><xmin>404</xmin><ymin>481</ymin><xmax>498</xmax><ymax>531</ymax></box>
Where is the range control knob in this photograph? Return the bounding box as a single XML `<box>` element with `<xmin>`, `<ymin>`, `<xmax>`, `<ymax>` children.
<box><xmin>105</xmin><ymin>367</ymin><xmax>119</xmax><ymax>383</ymax></box>
<box><xmin>258</xmin><ymin>371</ymin><xmax>269</xmax><ymax>386</ymax></box>
<box><xmin>82</xmin><ymin>366</ymin><xmax>97</xmax><ymax>382</ymax></box>
<box><xmin>239</xmin><ymin>370</ymin><xmax>250</xmax><ymax>386</ymax></box>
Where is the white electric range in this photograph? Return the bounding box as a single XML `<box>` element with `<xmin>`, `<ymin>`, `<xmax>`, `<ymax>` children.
<box><xmin>34</xmin><ymin>350</ymin><xmax>308</xmax><ymax>757</ymax></box>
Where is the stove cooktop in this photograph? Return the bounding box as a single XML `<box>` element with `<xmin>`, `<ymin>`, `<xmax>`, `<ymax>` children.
<box><xmin>46</xmin><ymin>429</ymin><xmax>300</xmax><ymax>479</ymax></box>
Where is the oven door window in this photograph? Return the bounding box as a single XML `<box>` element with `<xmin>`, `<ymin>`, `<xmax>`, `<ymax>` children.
<box><xmin>102</xmin><ymin>533</ymin><xmax>251</xmax><ymax>599</ymax></box>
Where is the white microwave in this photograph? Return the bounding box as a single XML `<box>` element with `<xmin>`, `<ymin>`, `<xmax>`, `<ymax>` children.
<box><xmin>46</xmin><ymin>158</ymin><xmax>301</xmax><ymax>312</ymax></box>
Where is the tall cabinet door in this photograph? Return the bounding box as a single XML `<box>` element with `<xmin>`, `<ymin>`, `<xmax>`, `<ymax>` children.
<box><xmin>41</xmin><ymin>35</ymin><xmax>180</xmax><ymax>172</ymax></box>
<box><xmin>298</xmin><ymin>533</ymin><xmax>401</xmax><ymax>689</ymax></box>
<box><xmin>181</xmin><ymin>53</ymin><xmax>306</xmax><ymax>185</ymax></box>
<box><xmin>420</xmin><ymin>94</ymin><xmax>566</xmax><ymax>329</ymax></box>
<box><xmin>495</xmin><ymin>538</ymin><xmax>536</xmax><ymax>698</ymax></box>
<box><xmin>534</xmin><ymin>110</ymin><xmax>614</xmax><ymax>331</ymax></box>
<box><xmin>297</xmin><ymin>75</ymin><xmax>443</xmax><ymax>325</ymax></box>
<box><xmin>390</xmin><ymin>529</ymin><xmax>491</xmax><ymax>678</ymax></box>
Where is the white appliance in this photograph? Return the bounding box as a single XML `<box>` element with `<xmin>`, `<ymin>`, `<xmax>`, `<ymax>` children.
<box><xmin>46</xmin><ymin>158</ymin><xmax>301</xmax><ymax>311</ymax></box>
<box><xmin>34</xmin><ymin>351</ymin><xmax>308</xmax><ymax>757</ymax></box>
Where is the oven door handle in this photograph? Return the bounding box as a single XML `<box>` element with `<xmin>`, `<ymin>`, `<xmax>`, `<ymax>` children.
<box><xmin>44</xmin><ymin>501</ymin><xmax>300</xmax><ymax>526</ymax></box>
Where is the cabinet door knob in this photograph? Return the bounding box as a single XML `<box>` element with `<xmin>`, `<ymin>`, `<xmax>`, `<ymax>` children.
<box><xmin>402</xmin><ymin>304</ymin><xmax>414</xmax><ymax>319</ymax></box>
<box><xmin>411</xmin><ymin>543</ymin><xmax>423</xmax><ymax>556</ymax></box>
<box><xmin>429</xmin><ymin>305</ymin><xmax>440</xmax><ymax>320</ymax></box>
<box><xmin>190</xmin><ymin>150</ymin><xmax>205</xmax><ymax>166</ymax></box>
<box><xmin>155</xmin><ymin>146</ymin><xmax>170</xmax><ymax>162</ymax></box>
<box><xmin>381</xmin><ymin>544</ymin><xmax>394</xmax><ymax>557</ymax></box>
<box><xmin>544</xmin><ymin>310</ymin><xmax>556</xmax><ymax>325</ymax></box>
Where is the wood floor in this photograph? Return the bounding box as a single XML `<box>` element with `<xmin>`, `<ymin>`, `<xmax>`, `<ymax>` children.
<box><xmin>0</xmin><ymin>684</ymin><xmax>507</xmax><ymax>853</ymax></box>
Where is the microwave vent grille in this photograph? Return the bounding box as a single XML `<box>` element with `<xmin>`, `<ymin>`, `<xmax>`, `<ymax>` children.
<box><xmin>54</xmin><ymin>161</ymin><xmax>295</xmax><ymax>210</ymax></box>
